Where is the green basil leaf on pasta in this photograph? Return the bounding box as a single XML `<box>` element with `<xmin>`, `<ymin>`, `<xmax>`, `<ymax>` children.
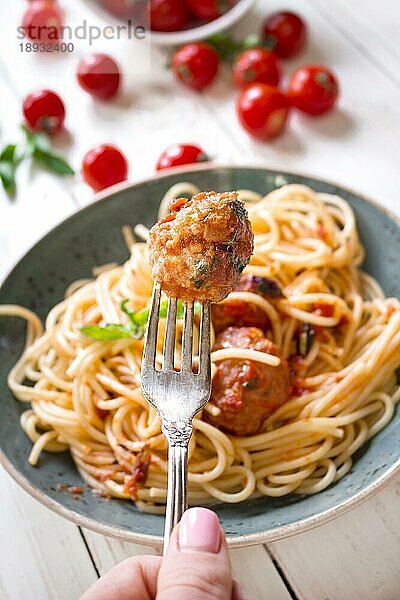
<box><xmin>80</xmin><ymin>324</ymin><xmax>134</xmax><ymax>340</ymax></box>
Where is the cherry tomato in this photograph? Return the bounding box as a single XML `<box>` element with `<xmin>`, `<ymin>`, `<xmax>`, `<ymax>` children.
<box><xmin>187</xmin><ymin>0</ymin><xmax>235</xmax><ymax>21</ymax></box>
<box><xmin>233</xmin><ymin>48</ymin><xmax>281</xmax><ymax>89</ymax></box>
<box><xmin>22</xmin><ymin>89</ymin><xmax>66</xmax><ymax>135</ymax></box>
<box><xmin>100</xmin><ymin>0</ymin><xmax>143</xmax><ymax>18</ymax></box>
<box><xmin>236</xmin><ymin>83</ymin><xmax>289</xmax><ymax>140</ymax></box>
<box><xmin>82</xmin><ymin>144</ymin><xmax>128</xmax><ymax>192</ymax></box>
<box><xmin>172</xmin><ymin>42</ymin><xmax>219</xmax><ymax>90</ymax></box>
<box><xmin>22</xmin><ymin>0</ymin><xmax>64</xmax><ymax>45</ymax></box>
<box><xmin>262</xmin><ymin>11</ymin><xmax>306</xmax><ymax>58</ymax></box>
<box><xmin>156</xmin><ymin>143</ymin><xmax>210</xmax><ymax>171</ymax></box>
<box><xmin>287</xmin><ymin>65</ymin><xmax>339</xmax><ymax>115</ymax></box>
<box><xmin>77</xmin><ymin>54</ymin><xmax>121</xmax><ymax>101</ymax></box>
<box><xmin>150</xmin><ymin>0</ymin><xmax>189</xmax><ymax>32</ymax></box>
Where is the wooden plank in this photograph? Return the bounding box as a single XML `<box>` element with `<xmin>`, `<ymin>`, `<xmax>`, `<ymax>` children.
<box><xmin>0</xmin><ymin>467</ymin><xmax>97</xmax><ymax>600</ymax></box>
<box><xmin>82</xmin><ymin>529</ymin><xmax>160</xmax><ymax>574</ymax></box>
<box><xmin>269</xmin><ymin>478</ymin><xmax>400</xmax><ymax>600</ymax></box>
<box><xmin>83</xmin><ymin>529</ymin><xmax>292</xmax><ymax>600</ymax></box>
<box><xmin>313</xmin><ymin>0</ymin><xmax>400</xmax><ymax>87</ymax></box>
<box><xmin>230</xmin><ymin>546</ymin><xmax>292</xmax><ymax>600</ymax></box>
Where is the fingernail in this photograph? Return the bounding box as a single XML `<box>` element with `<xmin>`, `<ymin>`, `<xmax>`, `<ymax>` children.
<box><xmin>179</xmin><ymin>507</ymin><xmax>221</xmax><ymax>553</ymax></box>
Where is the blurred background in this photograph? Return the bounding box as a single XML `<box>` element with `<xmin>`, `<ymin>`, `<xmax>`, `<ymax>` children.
<box><xmin>1</xmin><ymin>2</ymin><xmax>400</xmax><ymax>599</ymax></box>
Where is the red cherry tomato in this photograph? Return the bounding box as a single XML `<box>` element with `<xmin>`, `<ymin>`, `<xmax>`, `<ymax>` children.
<box><xmin>236</xmin><ymin>83</ymin><xmax>289</xmax><ymax>140</ymax></box>
<box><xmin>262</xmin><ymin>11</ymin><xmax>306</xmax><ymax>58</ymax></box>
<box><xmin>22</xmin><ymin>89</ymin><xmax>66</xmax><ymax>135</ymax></box>
<box><xmin>287</xmin><ymin>65</ymin><xmax>339</xmax><ymax>115</ymax></box>
<box><xmin>187</xmin><ymin>0</ymin><xmax>235</xmax><ymax>21</ymax></box>
<box><xmin>77</xmin><ymin>54</ymin><xmax>121</xmax><ymax>101</ymax></box>
<box><xmin>172</xmin><ymin>42</ymin><xmax>219</xmax><ymax>90</ymax></box>
<box><xmin>100</xmin><ymin>0</ymin><xmax>144</xmax><ymax>18</ymax></box>
<box><xmin>233</xmin><ymin>48</ymin><xmax>281</xmax><ymax>89</ymax></box>
<box><xmin>82</xmin><ymin>144</ymin><xmax>128</xmax><ymax>192</ymax></box>
<box><xmin>156</xmin><ymin>143</ymin><xmax>209</xmax><ymax>171</ymax></box>
<box><xmin>150</xmin><ymin>0</ymin><xmax>189</xmax><ymax>32</ymax></box>
<box><xmin>22</xmin><ymin>0</ymin><xmax>64</xmax><ymax>45</ymax></box>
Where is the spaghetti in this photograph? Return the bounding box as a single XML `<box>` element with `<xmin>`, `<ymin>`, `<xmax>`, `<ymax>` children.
<box><xmin>2</xmin><ymin>183</ymin><xmax>400</xmax><ymax>511</ymax></box>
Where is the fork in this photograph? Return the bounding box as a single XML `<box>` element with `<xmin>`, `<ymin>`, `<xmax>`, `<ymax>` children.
<box><xmin>141</xmin><ymin>282</ymin><xmax>212</xmax><ymax>554</ymax></box>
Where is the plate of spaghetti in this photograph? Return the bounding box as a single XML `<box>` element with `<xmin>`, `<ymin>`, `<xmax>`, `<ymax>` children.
<box><xmin>1</xmin><ymin>165</ymin><xmax>400</xmax><ymax>547</ymax></box>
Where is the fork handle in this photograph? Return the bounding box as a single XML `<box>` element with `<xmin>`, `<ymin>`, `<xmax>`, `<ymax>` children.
<box><xmin>162</xmin><ymin>420</ymin><xmax>193</xmax><ymax>555</ymax></box>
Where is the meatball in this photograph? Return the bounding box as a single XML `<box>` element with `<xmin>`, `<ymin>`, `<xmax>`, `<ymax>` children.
<box><xmin>147</xmin><ymin>191</ymin><xmax>254</xmax><ymax>302</ymax></box>
<box><xmin>211</xmin><ymin>274</ymin><xmax>284</xmax><ymax>333</ymax></box>
<box><xmin>212</xmin><ymin>299</ymin><xmax>270</xmax><ymax>333</ymax></box>
<box><xmin>206</xmin><ymin>327</ymin><xmax>291</xmax><ymax>436</ymax></box>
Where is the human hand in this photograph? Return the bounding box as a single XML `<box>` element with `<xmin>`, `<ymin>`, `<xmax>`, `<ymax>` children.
<box><xmin>81</xmin><ymin>507</ymin><xmax>250</xmax><ymax>599</ymax></box>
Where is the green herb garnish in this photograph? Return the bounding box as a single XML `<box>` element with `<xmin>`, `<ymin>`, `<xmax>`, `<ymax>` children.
<box><xmin>0</xmin><ymin>144</ymin><xmax>22</xmax><ymax>196</ymax></box>
<box><xmin>0</xmin><ymin>126</ymin><xmax>74</xmax><ymax>197</ymax></box>
<box><xmin>80</xmin><ymin>299</ymin><xmax>199</xmax><ymax>341</ymax></box>
<box><xmin>231</xmin><ymin>199</ymin><xmax>247</xmax><ymax>223</ymax></box>
<box><xmin>79</xmin><ymin>323</ymin><xmax>136</xmax><ymax>341</ymax></box>
<box><xmin>207</xmin><ymin>32</ymin><xmax>266</xmax><ymax>62</ymax></box>
<box><xmin>194</xmin><ymin>259</ymin><xmax>208</xmax><ymax>276</ymax></box>
<box><xmin>22</xmin><ymin>126</ymin><xmax>74</xmax><ymax>176</ymax></box>
<box><xmin>232</xmin><ymin>255</ymin><xmax>248</xmax><ymax>273</ymax></box>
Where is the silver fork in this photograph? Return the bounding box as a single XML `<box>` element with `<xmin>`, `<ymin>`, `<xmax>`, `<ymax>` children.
<box><xmin>140</xmin><ymin>282</ymin><xmax>212</xmax><ymax>554</ymax></box>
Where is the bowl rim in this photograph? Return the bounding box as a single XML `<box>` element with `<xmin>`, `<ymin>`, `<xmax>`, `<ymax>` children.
<box><xmin>149</xmin><ymin>0</ymin><xmax>255</xmax><ymax>45</ymax></box>
<box><xmin>1</xmin><ymin>162</ymin><xmax>400</xmax><ymax>548</ymax></box>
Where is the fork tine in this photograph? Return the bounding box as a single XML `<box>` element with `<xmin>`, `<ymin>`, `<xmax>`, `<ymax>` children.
<box><xmin>199</xmin><ymin>301</ymin><xmax>211</xmax><ymax>376</ymax></box>
<box><xmin>181</xmin><ymin>301</ymin><xmax>194</xmax><ymax>372</ymax></box>
<box><xmin>163</xmin><ymin>298</ymin><xmax>177</xmax><ymax>370</ymax></box>
<box><xmin>142</xmin><ymin>282</ymin><xmax>161</xmax><ymax>368</ymax></box>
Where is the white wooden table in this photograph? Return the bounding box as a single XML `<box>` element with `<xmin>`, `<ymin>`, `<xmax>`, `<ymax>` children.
<box><xmin>1</xmin><ymin>1</ymin><xmax>400</xmax><ymax>598</ymax></box>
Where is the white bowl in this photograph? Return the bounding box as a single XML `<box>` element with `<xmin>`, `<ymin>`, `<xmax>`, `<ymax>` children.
<box><xmin>150</xmin><ymin>0</ymin><xmax>255</xmax><ymax>45</ymax></box>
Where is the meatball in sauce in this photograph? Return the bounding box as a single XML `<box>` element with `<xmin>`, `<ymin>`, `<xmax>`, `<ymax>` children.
<box><xmin>211</xmin><ymin>273</ymin><xmax>284</xmax><ymax>333</ymax></box>
<box><xmin>212</xmin><ymin>299</ymin><xmax>270</xmax><ymax>333</ymax></box>
<box><xmin>147</xmin><ymin>191</ymin><xmax>254</xmax><ymax>302</ymax></box>
<box><xmin>206</xmin><ymin>327</ymin><xmax>291</xmax><ymax>436</ymax></box>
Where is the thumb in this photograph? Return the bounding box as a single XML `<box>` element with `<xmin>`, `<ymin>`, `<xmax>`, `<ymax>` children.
<box><xmin>157</xmin><ymin>507</ymin><xmax>232</xmax><ymax>600</ymax></box>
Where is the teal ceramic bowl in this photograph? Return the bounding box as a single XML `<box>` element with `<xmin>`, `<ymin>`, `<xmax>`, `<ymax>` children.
<box><xmin>1</xmin><ymin>165</ymin><xmax>400</xmax><ymax>547</ymax></box>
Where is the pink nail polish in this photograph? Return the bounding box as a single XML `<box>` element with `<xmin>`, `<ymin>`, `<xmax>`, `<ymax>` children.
<box><xmin>179</xmin><ymin>507</ymin><xmax>221</xmax><ymax>553</ymax></box>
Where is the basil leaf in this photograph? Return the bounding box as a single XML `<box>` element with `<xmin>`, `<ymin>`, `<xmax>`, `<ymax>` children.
<box><xmin>157</xmin><ymin>299</ymin><xmax>192</xmax><ymax>319</ymax></box>
<box><xmin>241</xmin><ymin>34</ymin><xmax>262</xmax><ymax>51</ymax></box>
<box><xmin>176</xmin><ymin>300</ymin><xmax>185</xmax><ymax>318</ymax></box>
<box><xmin>22</xmin><ymin>125</ymin><xmax>74</xmax><ymax>176</ymax></box>
<box><xmin>0</xmin><ymin>161</ymin><xmax>17</xmax><ymax>195</ymax></box>
<box><xmin>121</xmin><ymin>298</ymin><xmax>199</xmax><ymax>325</ymax></box>
<box><xmin>121</xmin><ymin>300</ymin><xmax>148</xmax><ymax>330</ymax></box>
<box><xmin>0</xmin><ymin>143</ymin><xmax>23</xmax><ymax>196</ymax></box>
<box><xmin>82</xmin><ymin>298</ymin><xmax>203</xmax><ymax>342</ymax></box>
<box><xmin>207</xmin><ymin>32</ymin><xmax>268</xmax><ymax>62</ymax></box>
<box><xmin>22</xmin><ymin>125</ymin><xmax>51</xmax><ymax>154</ymax></box>
<box><xmin>80</xmin><ymin>324</ymin><xmax>133</xmax><ymax>340</ymax></box>
<box><xmin>159</xmin><ymin>299</ymin><xmax>169</xmax><ymax>319</ymax></box>
<box><xmin>33</xmin><ymin>148</ymin><xmax>75</xmax><ymax>175</ymax></box>
<box><xmin>0</xmin><ymin>144</ymin><xmax>17</xmax><ymax>163</ymax></box>
<box><xmin>207</xmin><ymin>31</ymin><xmax>241</xmax><ymax>61</ymax></box>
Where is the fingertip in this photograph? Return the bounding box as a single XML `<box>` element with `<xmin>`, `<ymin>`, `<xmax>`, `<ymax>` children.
<box><xmin>178</xmin><ymin>507</ymin><xmax>221</xmax><ymax>553</ymax></box>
